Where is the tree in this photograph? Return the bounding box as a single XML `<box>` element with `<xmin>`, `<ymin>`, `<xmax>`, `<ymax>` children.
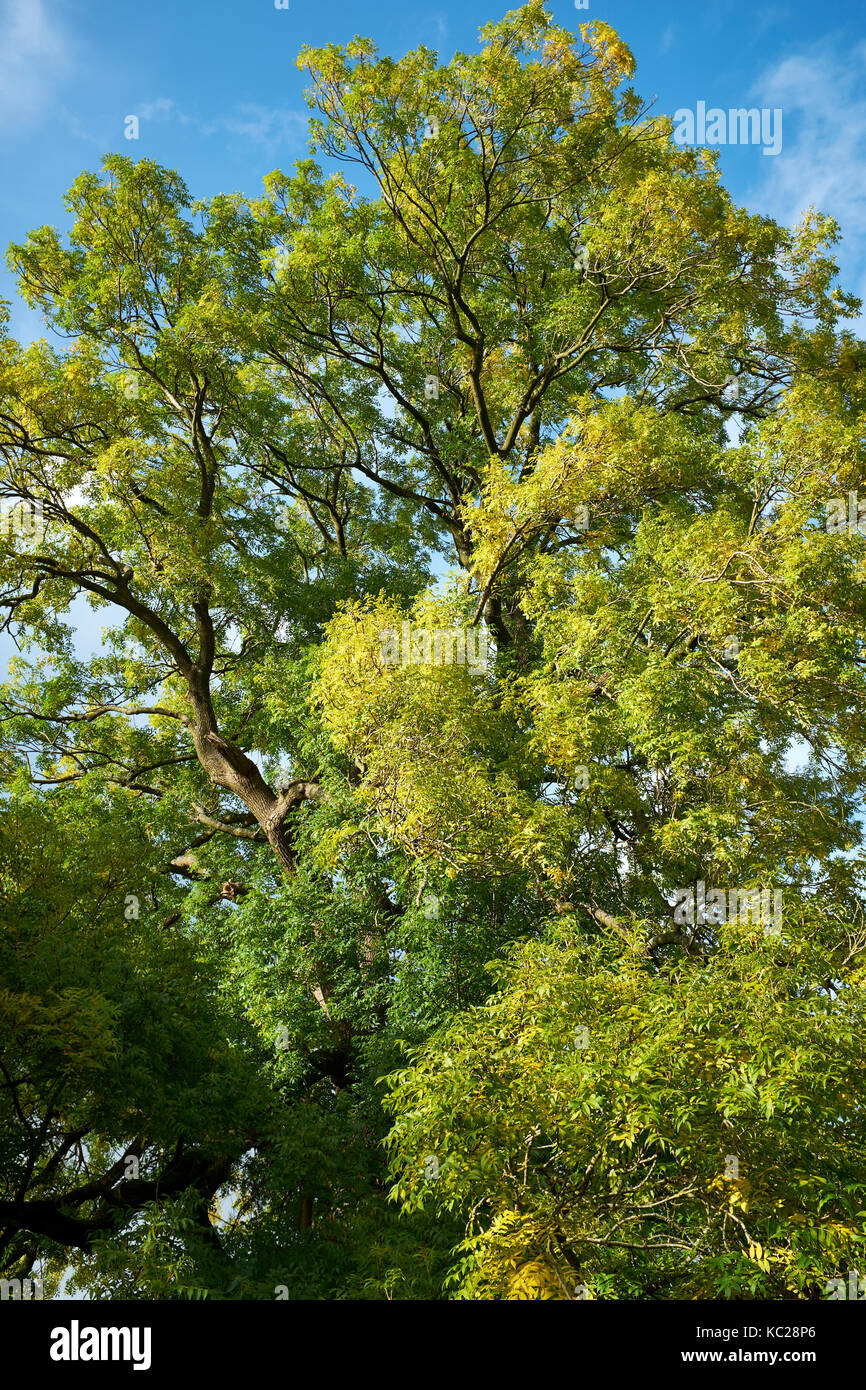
<box><xmin>385</xmin><ymin>917</ymin><xmax>866</xmax><ymax>1299</ymax></box>
<box><xmin>0</xmin><ymin>3</ymin><xmax>863</xmax><ymax>1298</ymax></box>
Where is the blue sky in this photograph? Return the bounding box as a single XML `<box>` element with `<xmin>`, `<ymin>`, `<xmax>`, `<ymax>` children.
<box><xmin>2</xmin><ymin>0</ymin><xmax>865</xmax><ymax>348</ymax></box>
<box><xmin>2</xmin><ymin>0</ymin><xmax>858</xmax><ymax>1295</ymax></box>
<box><xmin>0</xmin><ymin>0</ymin><xmax>864</xmax><ymax>665</ymax></box>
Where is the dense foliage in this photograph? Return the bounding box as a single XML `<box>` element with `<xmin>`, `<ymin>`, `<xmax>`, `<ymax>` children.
<box><xmin>1</xmin><ymin>5</ymin><xmax>864</xmax><ymax>1299</ymax></box>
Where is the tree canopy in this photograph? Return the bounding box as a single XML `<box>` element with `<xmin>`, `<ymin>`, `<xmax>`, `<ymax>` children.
<box><xmin>1</xmin><ymin>4</ymin><xmax>865</xmax><ymax>1300</ymax></box>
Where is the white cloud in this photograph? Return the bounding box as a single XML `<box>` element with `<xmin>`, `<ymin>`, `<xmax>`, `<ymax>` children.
<box><xmin>0</xmin><ymin>0</ymin><xmax>72</xmax><ymax>130</ymax></box>
<box><xmin>218</xmin><ymin>104</ymin><xmax>307</xmax><ymax>150</ymax></box>
<box><xmin>748</xmin><ymin>39</ymin><xmax>866</xmax><ymax>331</ymax></box>
<box><xmin>751</xmin><ymin>5</ymin><xmax>790</xmax><ymax>41</ymax></box>
<box><xmin>135</xmin><ymin>97</ymin><xmax>307</xmax><ymax>154</ymax></box>
<box><xmin>138</xmin><ymin>97</ymin><xmax>178</xmax><ymax>124</ymax></box>
<box><xmin>751</xmin><ymin>40</ymin><xmax>866</xmax><ymax>240</ymax></box>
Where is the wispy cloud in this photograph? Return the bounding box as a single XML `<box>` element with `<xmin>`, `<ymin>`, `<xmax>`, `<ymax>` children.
<box><xmin>751</xmin><ymin>5</ymin><xmax>790</xmax><ymax>41</ymax></box>
<box><xmin>751</xmin><ymin>38</ymin><xmax>866</xmax><ymax>243</ymax></box>
<box><xmin>0</xmin><ymin>0</ymin><xmax>72</xmax><ymax>130</ymax></box>
<box><xmin>748</xmin><ymin>39</ymin><xmax>866</xmax><ymax>332</ymax></box>
<box><xmin>136</xmin><ymin>98</ymin><xmax>307</xmax><ymax>154</ymax></box>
